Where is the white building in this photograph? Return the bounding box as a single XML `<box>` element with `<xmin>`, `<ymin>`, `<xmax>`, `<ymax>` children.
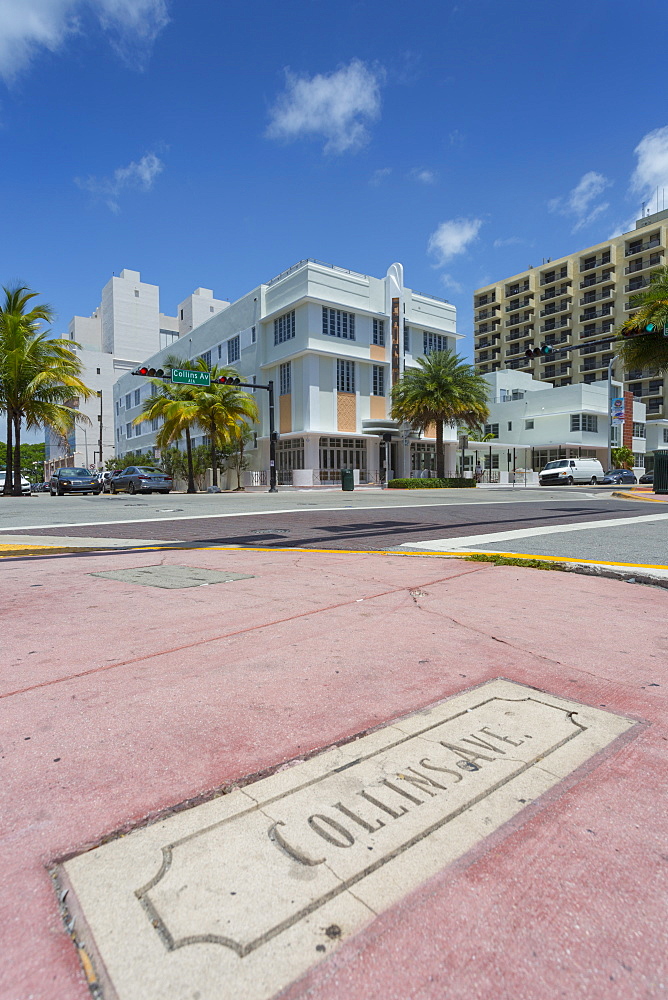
<box><xmin>45</xmin><ymin>270</ymin><xmax>228</xmax><ymax>474</ymax></box>
<box><xmin>112</xmin><ymin>260</ymin><xmax>460</xmax><ymax>484</ymax></box>
<box><xmin>463</xmin><ymin>369</ymin><xmax>647</xmax><ymax>482</ymax></box>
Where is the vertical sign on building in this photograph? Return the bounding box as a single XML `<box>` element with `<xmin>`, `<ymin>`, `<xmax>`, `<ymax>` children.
<box><xmin>391</xmin><ymin>297</ymin><xmax>400</xmax><ymax>386</ymax></box>
<box><xmin>611</xmin><ymin>397</ymin><xmax>625</xmax><ymax>425</ymax></box>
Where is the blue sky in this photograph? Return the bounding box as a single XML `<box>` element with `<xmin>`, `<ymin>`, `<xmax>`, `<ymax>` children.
<box><xmin>2</xmin><ymin>0</ymin><xmax>668</xmax><ymax>396</ymax></box>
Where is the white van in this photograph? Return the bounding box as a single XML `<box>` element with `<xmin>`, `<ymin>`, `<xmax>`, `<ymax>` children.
<box><xmin>539</xmin><ymin>457</ymin><xmax>604</xmax><ymax>486</ymax></box>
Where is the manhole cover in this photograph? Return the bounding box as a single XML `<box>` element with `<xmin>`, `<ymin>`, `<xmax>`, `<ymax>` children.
<box><xmin>90</xmin><ymin>566</ymin><xmax>254</xmax><ymax>589</ymax></box>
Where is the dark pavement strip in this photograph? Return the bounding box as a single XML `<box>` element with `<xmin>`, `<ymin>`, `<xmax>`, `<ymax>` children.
<box><xmin>9</xmin><ymin>499</ymin><xmax>652</xmax><ymax>551</ymax></box>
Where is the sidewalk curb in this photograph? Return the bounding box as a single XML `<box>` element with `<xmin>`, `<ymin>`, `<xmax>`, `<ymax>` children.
<box><xmin>612</xmin><ymin>490</ymin><xmax>668</xmax><ymax>502</ymax></box>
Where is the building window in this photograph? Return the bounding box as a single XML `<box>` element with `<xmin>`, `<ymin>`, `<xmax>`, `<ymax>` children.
<box><xmin>126</xmin><ymin>423</ymin><xmax>131</xmax><ymax>438</ymax></box>
<box><xmin>275</xmin><ymin>310</ymin><xmax>296</xmax><ymax>345</ymax></box>
<box><xmin>180</xmin><ymin>309</ymin><xmax>184</xmax><ymax>320</ymax></box>
<box><xmin>525</xmin><ymin>419</ymin><xmax>534</xmax><ymax>430</ymax></box>
<box><xmin>151</xmin><ymin>418</ymin><xmax>159</xmax><ymax>432</ymax></box>
<box><xmin>210</xmin><ymin>305</ymin><xmax>214</xmax><ymax>313</ymax></box>
<box><xmin>217</xmin><ymin>344</ymin><xmax>222</xmax><ymax>359</ymax></box>
<box><xmin>116</xmin><ymin>401</ymin><xmax>120</xmax><ymax>415</ymax></box>
<box><xmin>484</xmin><ymin>423</ymin><xmax>499</xmax><ymax>438</ymax></box>
<box><xmin>571</xmin><ymin>414</ymin><xmax>598</xmax><ymax>432</ymax></box>
<box><xmin>116</xmin><ymin>428</ymin><xmax>120</xmax><ymax>440</ymax></box>
<box><xmin>664</xmin><ymin>428</ymin><xmax>668</xmax><ymax>443</ymax></box>
<box><xmin>276</xmin><ymin>438</ymin><xmax>305</xmax><ymax>481</ymax></box>
<box><xmin>251</xmin><ymin>326</ymin><xmax>256</xmax><ymax>343</ymax></box>
<box><xmin>423</xmin><ymin>332</ymin><xmax>448</xmax><ymax>356</ymax></box>
<box><xmin>484</xmin><ymin>454</ymin><xmax>500</xmax><ymax>470</ymax></box>
<box><xmin>200</xmin><ymin>350</ymin><xmax>212</xmax><ymax>369</ymax></box>
<box><xmin>319</xmin><ymin>436</ymin><xmax>367</xmax><ymax>482</ymax></box>
<box><xmin>372</xmin><ymin>318</ymin><xmax>385</xmax><ymax>346</ymax></box>
<box><xmin>372</xmin><ymin>365</ymin><xmax>385</xmax><ymax>396</ymax></box>
<box><xmin>634</xmin><ymin>453</ymin><xmax>645</xmax><ymax>468</ymax></box>
<box><xmin>337</xmin><ymin>359</ymin><xmax>355</xmax><ymax>393</ymax></box>
<box><xmin>134</xmin><ymin>289</ymin><xmax>139</xmax><ymax>298</ymax></box>
<box><xmin>322</xmin><ymin>307</ymin><xmax>355</xmax><ymax>340</ymax></box>
<box><xmin>507</xmin><ymin>421</ymin><xmax>512</xmax><ymax>431</ymax></box>
<box><xmin>403</xmin><ymin>323</ymin><xmax>410</xmax><ymax>354</ymax></box>
<box><xmin>633</xmin><ymin>422</ymin><xmax>646</xmax><ymax>438</ymax></box>
<box><xmin>135</xmin><ymin>423</ymin><xmax>142</xmax><ymax>436</ymax></box>
<box><xmin>134</xmin><ymin>389</ymin><xmax>140</xmax><ymax>406</ymax></box>
<box><xmin>125</xmin><ymin>393</ymin><xmax>131</xmax><ymax>409</ymax></box>
<box><xmin>252</xmin><ymin>375</ymin><xmax>257</xmax><ymax>393</ymax></box>
<box><xmin>279</xmin><ymin>361</ymin><xmax>291</xmax><ymax>396</ymax></box>
<box><xmin>227</xmin><ymin>337</ymin><xmax>239</xmax><ymax>364</ymax></box>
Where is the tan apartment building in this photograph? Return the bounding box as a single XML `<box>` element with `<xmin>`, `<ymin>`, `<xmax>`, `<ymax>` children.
<box><xmin>473</xmin><ymin>209</ymin><xmax>668</xmax><ymax>450</ymax></box>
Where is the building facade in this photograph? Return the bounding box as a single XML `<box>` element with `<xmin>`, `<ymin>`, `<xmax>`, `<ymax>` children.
<box><xmin>112</xmin><ymin>260</ymin><xmax>460</xmax><ymax>484</ymax></box>
<box><xmin>473</xmin><ymin>208</ymin><xmax>668</xmax><ymax>452</ymax></box>
<box><xmin>45</xmin><ymin>270</ymin><xmax>228</xmax><ymax>475</ymax></box>
<box><xmin>462</xmin><ymin>370</ymin><xmax>646</xmax><ymax>482</ymax></box>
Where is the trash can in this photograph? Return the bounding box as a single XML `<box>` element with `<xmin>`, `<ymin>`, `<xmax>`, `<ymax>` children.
<box><xmin>341</xmin><ymin>469</ymin><xmax>354</xmax><ymax>492</ymax></box>
<box><xmin>654</xmin><ymin>450</ymin><xmax>668</xmax><ymax>495</ymax></box>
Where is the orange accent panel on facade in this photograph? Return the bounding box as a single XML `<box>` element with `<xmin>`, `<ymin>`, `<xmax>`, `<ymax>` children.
<box><xmin>279</xmin><ymin>395</ymin><xmax>292</xmax><ymax>434</ymax></box>
<box><xmin>370</xmin><ymin>396</ymin><xmax>386</xmax><ymax>420</ymax></box>
<box><xmin>369</xmin><ymin>345</ymin><xmax>386</xmax><ymax>362</ymax></box>
<box><xmin>337</xmin><ymin>393</ymin><xmax>356</xmax><ymax>432</ymax></box>
<box><xmin>623</xmin><ymin>389</ymin><xmax>633</xmax><ymax>449</ymax></box>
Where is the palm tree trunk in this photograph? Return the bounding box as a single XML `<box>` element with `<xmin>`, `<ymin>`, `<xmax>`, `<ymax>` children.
<box><xmin>211</xmin><ymin>428</ymin><xmax>218</xmax><ymax>487</ymax></box>
<box><xmin>185</xmin><ymin>427</ymin><xmax>196</xmax><ymax>493</ymax></box>
<box><xmin>12</xmin><ymin>412</ymin><xmax>22</xmax><ymax>496</ymax></box>
<box><xmin>3</xmin><ymin>411</ymin><xmax>13</xmax><ymax>494</ymax></box>
<box><xmin>435</xmin><ymin>419</ymin><xmax>445</xmax><ymax>479</ymax></box>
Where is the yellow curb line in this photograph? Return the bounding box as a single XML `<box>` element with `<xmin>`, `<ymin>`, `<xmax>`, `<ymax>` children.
<box><xmin>447</xmin><ymin>549</ymin><xmax>668</xmax><ymax>571</ymax></box>
<box><xmin>612</xmin><ymin>491</ymin><xmax>668</xmax><ymax>502</ymax></box>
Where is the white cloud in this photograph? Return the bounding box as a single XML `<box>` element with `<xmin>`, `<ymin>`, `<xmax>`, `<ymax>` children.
<box><xmin>440</xmin><ymin>274</ymin><xmax>463</xmax><ymax>294</ymax></box>
<box><xmin>370</xmin><ymin>167</ymin><xmax>392</xmax><ymax>186</ymax></box>
<box><xmin>410</xmin><ymin>167</ymin><xmax>437</xmax><ymax>184</ymax></box>
<box><xmin>631</xmin><ymin>125</ymin><xmax>668</xmax><ymax>204</ymax></box>
<box><xmin>266</xmin><ymin>59</ymin><xmax>382</xmax><ymax>154</ymax></box>
<box><xmin>428</xmin><ymin>217</ymin><xmax>482</xmax><ymax>265</ymax></box>
<box><xmin>493</xmin><ymin>236</ymin><xmax>522</xmax><ymax>248</ymax></box>
<box><xmin>76</xmin><ymin>151</ymin><xmax>163</xmax><ymax>212</ymax></box>
<box><xmin>548</xmin><ymin>170</ymin><xmax>611</xmax><ymax>232</ymax></box>
<box><xmin>0</xmin><ymin>0</ymin><xmax>168</xmax><ymax>82</ymax></box>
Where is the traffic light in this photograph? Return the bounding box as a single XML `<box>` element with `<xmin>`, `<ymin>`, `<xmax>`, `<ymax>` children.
<box><xmin>132</xmin><ymin>366</ymin><xmax>165</xmax><ymax>377</ymax></box>
<box><xmin>524</xmin><ymin>343</ymin><xmax>553</xmax><ymax>358</ymax></box>
<box><xmin>215</xmin><ymin>375</ymin><xmax>241</xmax><ymax>385</ymax></box>
<box><xmin>621</xmin><ymin>323</ymin><xmax>659</xmax><ymax>338</ymax></box>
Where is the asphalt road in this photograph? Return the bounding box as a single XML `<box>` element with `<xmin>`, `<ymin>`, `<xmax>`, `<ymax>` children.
<box><xmin>0</xmin><ymin>487</ymin><xmax>658</xmax><ymax>553</ymax></box>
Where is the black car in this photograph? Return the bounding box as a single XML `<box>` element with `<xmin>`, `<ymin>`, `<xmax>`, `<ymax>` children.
<box><xmin>110</xmin><ymin>466</ymin><xmax>172</xmax><ymax>494</ymax></box>
<box><xmin>49</xmin><ymin>468</ymin><xmax>102</xmax><ymax>496</ymax></box>
<box><xmin>601</xmin><ymin>469</ymin><xmax>638</xmax><ymax>486</ymax></box>
<box><xmin>639</xmin><ymin>471</ymin><xmax>653</xmax><ymax>484</ymax></box>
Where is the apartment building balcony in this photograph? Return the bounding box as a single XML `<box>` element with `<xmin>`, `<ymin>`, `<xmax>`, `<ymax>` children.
<box><xmin>540</xmin><ymin>318</ymin><xmax>570</xmax><ymax>332</ymax></box>
<box><xmin>505</xmin><ymin>280</ymin><xmax>530</xmax><ymax>296</ymax></box>
<box><xmin>580</xmin><ymin>255</ymin><xmax>611</xmax><ymax>272</ymax></box>
<box><xmin>543</xmin><ymin>333</ymin><xmax>570</xmax><ymax>345</ymax></box>
<box><xmin>579</xmin><ymin>358</ymin><xmax>613</xmax><ymax>373</ymax></box>
<box><xmin>539</xmin><ymin>267</ymin><xmax>569</xmax><ymax>285</ymax></box>
<box><xmin>624</xmin><ymin>277</ymin><xmax>652</xmax><ymax>293</ymax></box>
<box><xmin>579</xmin><ymin>289</ymin><xmax>613</xmax><ymax>306</ymax></box>
<box><xmin>627</xmin><ymin>368</ymin><xmax>660</xmax><ymax>380</ymax></box>
<box><xmin>579</xmin><ymin>306</ymin><xmax>614</xmax><ymax>322</ymax></box>
<box><xmin>579</xmin><ymin>271</ymin><xmax>615</xmax><ymax>289</ymax></box>
<box><xmin>625</xmin><ymin>235</ymin><xmax>661</xmax><ymax>257</ymax></box>
<box><xmin>505</xmin><ymin>298</ymin><xmax>532</xmax><ymax>311</ymax></box>
<box><xmin>540</xmin><ymin>285</ymin><xmax>571</xmax><ymax>300</ymax></box>
<box><xmin>624</xmin><ymin>252</ymin><xmax>663</xmax><ymax>275</ymax></box>
<box><xmin>539</xmin><ymin>301</ymin><xmax>570</xmax><ymax>317</ymax></box>
<box><xmin>505</xmin><ymin>313</ymin><xmax>533</xmax><ymax>328</ymax></box>
<box><xmin>474</xmin><ymin>293</ymin><xmax>496</xmax><ymax>308</ymax></box>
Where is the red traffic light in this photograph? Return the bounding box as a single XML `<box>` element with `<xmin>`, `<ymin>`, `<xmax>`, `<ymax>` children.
<box><xmin>216</xmin><ymin>376</ymin><xmax>241</xmax><ymax>384</ymax></box>
<box><xmin>138</xmin><ymin>366</ymin><xmax>148</xmax><ymax>375</ymax></box>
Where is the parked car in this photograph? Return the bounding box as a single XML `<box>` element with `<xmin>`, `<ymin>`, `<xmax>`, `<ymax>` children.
<box><xmin>639</xmin><ymin>471</ymin><xmax>653</xmax><ymax>484</ymax></box>
<box><xmin>601</xmin><ymin>469</ymin><xmax>638</xmax><ymax>486</ymax></box>
<box><xmin>49</xmin><ymin>467</ymin><xmax>102</xmax><ymax>496</ymax></box>
<box><xmin>110</xmin><ymin>466</ymin><xmax>172</xmax><ymax>494</ymax></box>
<box><xmin>0</xmin><ymin>471</ymin><xmax>31</xmax><ymax>495</ymax></box>
<box><xmin>539</xmin><ymin>457</ymin><xmax>605</xmax><ymax>486</ymax></box>
<box><xmin>101</xmin><ymin>470</ymin><xmax>123</xmax><ymax>493</ymax></box>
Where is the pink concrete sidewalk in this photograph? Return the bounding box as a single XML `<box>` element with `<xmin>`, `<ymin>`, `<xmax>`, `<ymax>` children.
<box><xmin>1</xmin><ymin>547</ymin><xmax>667</xmax><ymax>1000</ymax></box>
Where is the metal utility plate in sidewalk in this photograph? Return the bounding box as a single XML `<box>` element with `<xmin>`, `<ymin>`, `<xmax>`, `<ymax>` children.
<box><xmin>60</xmin><ymin>679</ymin><xmax>637</xmax><ymax>1000</ymax></box>
<box><xmin>89</xmin><ymin>565</ymin><xmax>255</xmax><ymax>588</ymax></box>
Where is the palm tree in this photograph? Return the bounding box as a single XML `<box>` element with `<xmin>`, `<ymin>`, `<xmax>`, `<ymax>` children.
<box><xmin>0</xmin><ymin>285</ymin><xmax>94</xmax><ymax>495</ymax></box>
<box><xmin>137</xmin><ymin>379</ymin><xmax>200</xmax><ymax>493</ymax></box>
<box><xmin>187</xmin><ymin>361</ymin><xmax>259</xmax><ymax>487</ymax></box>
<box><xmin>617</xmin><ymin>265</ymin><xmax>668</xmax><ymax>373</ymax></box>
<box><xmin>391</xmin><ymin>351</ymin><xmax>490</xmax><ymax>479</ymax></box>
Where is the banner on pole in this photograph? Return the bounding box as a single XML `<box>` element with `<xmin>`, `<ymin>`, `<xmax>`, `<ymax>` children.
<box><xmin>611</xmin><ymin>397</ymin><xmax>625</xmax><ymax>426</ymax></box>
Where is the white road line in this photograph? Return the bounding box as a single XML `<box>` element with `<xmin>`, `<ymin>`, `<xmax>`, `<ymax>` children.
<box><xmin>398</xmin><ymin>511</ymin><xmax>668</xmax><ymax>551</ymax></box>
<box><xmin>0</xmin><ymin>495</ymin><xmax>617</xmax><ymax>534</ymax></box>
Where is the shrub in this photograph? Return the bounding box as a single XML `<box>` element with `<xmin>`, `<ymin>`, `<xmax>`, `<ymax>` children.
<box><xmin>387</xmin><ymin>477</ymin><xmax>476</xmax><ymax>489</ymax></box>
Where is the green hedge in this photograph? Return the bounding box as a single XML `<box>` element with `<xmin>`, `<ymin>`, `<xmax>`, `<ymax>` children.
<box><xmin>387</xmin><ymin>477</ymin><xmax>476</xmax><ymax>489</ymax></box>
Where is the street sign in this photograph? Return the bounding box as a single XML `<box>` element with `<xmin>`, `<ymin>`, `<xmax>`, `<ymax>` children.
<box><xmin>611</xmin><ymin>397</ymin><xmax>625</xmax><ymax>426</ymax></box>
<box><xmin>171</xmin><ymin>369</ymin><xmax>210</xmax><ymax>386</ymax></box>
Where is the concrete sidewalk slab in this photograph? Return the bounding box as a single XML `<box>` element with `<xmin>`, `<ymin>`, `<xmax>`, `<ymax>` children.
<box><xmin>1</xmin><ymin>547</ymin><xmax>667</xmax><ymax>1000</ymax></box>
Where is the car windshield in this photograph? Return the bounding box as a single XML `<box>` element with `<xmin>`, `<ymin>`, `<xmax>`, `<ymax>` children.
<box><xmin>136</xmin><ymin>467</ymin><xmax>164</xmax><ymax>474</ymax></box>
<box><xmin>544</xmin><ymin>460</ymin><xmax>568</xmax><ymax>470</ymax></box>
<box><xmin>60</xmin><ymin>468</ymin><xmax>91</xmax><ymax>477</ymax></box>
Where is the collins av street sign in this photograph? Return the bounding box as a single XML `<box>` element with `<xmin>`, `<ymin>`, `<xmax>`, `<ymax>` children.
<box><xmin>171</xmin><ymin>369</ymin><xmax>210</xmax><ymax>386</ymax></box>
